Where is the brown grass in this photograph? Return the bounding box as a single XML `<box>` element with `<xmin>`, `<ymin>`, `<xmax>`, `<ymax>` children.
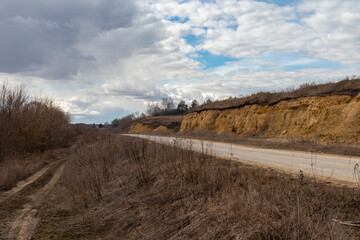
<box><xmin>191</xmin><ymin>77</ymin><xmax>360</xmax><ymax>113</ymax></box>
<box><xmin>63</xmin><ymin>132</ymin><xmax>120</xmax><ymax>208</ymax></box>
<box><xmin>0</xmin><ymin>153</ymin><xmax>48</xmax><ymax>191</ymax></box>
<box><xmin>0</xmin><ymin>156</ymin><xmax>66</xmax><ymax>233</ymax></box>
<box><xmin>34</xmin><ymin>134</ymin><xmax>360</xmax><ymax>239</ymax></box>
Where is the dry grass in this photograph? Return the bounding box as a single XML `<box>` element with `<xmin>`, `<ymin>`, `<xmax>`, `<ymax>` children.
<box><xmin>0</xmin><ymin>154</ymin><xmax>48</xmax><ymax>191</ymax></box>
<box><xmin>191</xmin><ymin>77</ymin><xmax>360</xmax><ymax>113</ymax></box>
<box><xmin>63</xmin><ymin>132</ymin><xmax>120</xmax><ymax>209</ymax></box>
<box><xmin>33</xmin><ymin>134</ymin><xmax>360</xmax><ymax>239</ymax></box>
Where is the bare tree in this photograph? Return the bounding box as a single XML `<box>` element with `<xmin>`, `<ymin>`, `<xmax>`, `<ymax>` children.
<box><xmin>161</xmin><ymin>98</ymin><xmax>175</xmax><ymax>113</ymax></box>
<box><xmin>190</xmin><ymin>99</ymin><xmax>199</xmax><ymax>109</ymax></box>
<box><xmin>177</xmin><ymin>100</ymin><xmax>188</xmax><ymax>113</ymax></box>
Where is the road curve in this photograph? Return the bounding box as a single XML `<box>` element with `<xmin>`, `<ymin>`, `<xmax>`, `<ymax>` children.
<box><xmin>125</xmin><ymin>134</ymin><xmax>360</xmax><ymax>184</ymax></box>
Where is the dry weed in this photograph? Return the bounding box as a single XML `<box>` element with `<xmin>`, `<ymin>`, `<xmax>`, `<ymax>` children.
<box><xmin>50</xmin><ymin>135</ymin><xmax>360</xmax><ymax>239</ymax></box>
<box><xmin>0</xmin><ymin>153</ymin><xmax>49</xmax><ymax>191</ymax></box>
<box><xmin>63</xmin><ymin>132</ymin><xmax>120</xmax><ymax>208</ymax></box>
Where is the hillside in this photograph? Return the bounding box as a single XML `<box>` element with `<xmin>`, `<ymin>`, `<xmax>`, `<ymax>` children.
<box><xmin>180</xmin><ymin>78</ymin><xmax>360</xmax><ymax>143</ymax></box>
<box><xmin>189</xmin><ymin>78</ymin><xmax>360</xmax><ymax>113</ymax></box>
<box><xmin>128</xmin><ymin>115</ymin><xmax>183</xmax><ymax>134</ymax></box>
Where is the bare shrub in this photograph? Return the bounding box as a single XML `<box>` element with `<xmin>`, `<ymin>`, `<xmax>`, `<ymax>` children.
<box><xmin>54</xmin><ymin>136</ymin><xmax>360</xmax><ymax>239</ymax></box>
<box><xmin>0</xmin><ymin>82</ymin><xmax>81</xmax><ymax>194</ymax></box>
<box><xmin>0</xmin><ymin>82</ymin><xmax>76</xmax><ymax>162</ymax></box>
<box><xmin>63</xmin><ymin>132</ymin><xmax>120</xmax><ymax>208</ymax></box>
<box><xmin>123</xmin><ymin>138</ymin><xmax>155</xmax><ymax>186</ymax></box>
<box><xmin>0</xmin><ymin>83</ymin><xmax>27</xmax><ymax>161</ymax></box>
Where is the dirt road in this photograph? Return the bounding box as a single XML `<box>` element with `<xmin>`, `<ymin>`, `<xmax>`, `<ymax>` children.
<box><xmin>126</xmin><ymin>134</ymin><xmax>360</xmax><ymax>184</ymax></box>
<box><xmin>0</xmin><ymin>164</ymin><xmax>54</xmax><ymax>205</ymax></box>
<box><xmin>0</xmin><ymin>153</ymin><xmax>66</xmax><ymax>240</ymax></box>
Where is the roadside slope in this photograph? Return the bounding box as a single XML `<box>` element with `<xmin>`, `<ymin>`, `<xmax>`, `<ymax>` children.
<box><xmin>127</xmin><ymin>134</ymin><xmax>360</xmax><ymax>185</ymax></box>
<box><xmin>181</xmin><ymin>93</ymin><xmax>360</xmax><ymax>143</ymax></box>
<box><xmin>32</xmin><ymin>134</ymin><xmax>360</xmax><ymax>239</ymax></box>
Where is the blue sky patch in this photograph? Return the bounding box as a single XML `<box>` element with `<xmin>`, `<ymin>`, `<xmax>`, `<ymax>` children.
<box><xmin>184</xmin><ymin>34</ymin><xmax>203</xmax><ymax>47</ymax></box>
<box><xmin>169</xmin><ymin>16</ymin><xmax>189</xmax><ymax>23</ymax></box>
<box><xmin>193</xmin><ymin>51</ymin><xmax>345</xmax><ymax>76</ymax></box>
<box><xmin>192</xmin><ymin>51</ymin><xmax>238</xmax><ymax>69</ymax></box>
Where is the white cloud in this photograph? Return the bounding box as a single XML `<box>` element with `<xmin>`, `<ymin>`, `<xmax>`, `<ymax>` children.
<box><xmin>298</xmin><ymin>0</ymin><xmax>360</xmax><ymax>64</ymax></box>
<box><xmin>0</xmin><ymin>0</ymin><xmax>359</xmax><ymax>123</ymax></box>
<box><xmin>161</xmin><ymin>66</ymin><xmax>360</xmax><ymax>104</ymax></box>
<box><xmin>150</xmin><ymin>0</ymin><xmax>360</xmax><ymax>64</ymax></box>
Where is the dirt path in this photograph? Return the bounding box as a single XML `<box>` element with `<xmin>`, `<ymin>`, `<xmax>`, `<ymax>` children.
<box><xmin>0</xmin><ymin>164</ymin><xmax>54</xmax><ymax>205</ymax></box>
<box><xmin>4</xmin><ymin>163</ymin><xmax>65</xmax><ymax>240</ymax></box>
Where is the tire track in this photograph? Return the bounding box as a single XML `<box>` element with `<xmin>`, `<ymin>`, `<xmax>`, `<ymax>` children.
<box><xmin>0</xmin><ymin>164</ymin><xmax>54</xmax><ymax>205</ymax></box>
<box><xmin>5</xmin><ymin>163</ymin><xmax>65</xmax><ymax>240</ymax></box>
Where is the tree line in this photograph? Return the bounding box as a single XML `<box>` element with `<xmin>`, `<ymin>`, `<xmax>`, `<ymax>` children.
<box><xmin>111</xmin><ymin>98</ymin><xmax>200</xmax><ymax>129</ymax></box>
<box><xmin>146</xmin><ymin>98</ymin><xmax>199</xmax><ymax>116</ymax></box>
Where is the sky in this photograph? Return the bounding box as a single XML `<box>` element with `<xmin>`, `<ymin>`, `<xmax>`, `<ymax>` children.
<box><xmin>0</xmin><ymin>0</ymin><xmax>359</xmax><ymax>123</ymax></box>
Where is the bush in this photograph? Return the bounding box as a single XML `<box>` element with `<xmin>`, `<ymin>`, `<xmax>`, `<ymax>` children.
<box><xmin>0</xmin><ymin>83</ymin><xmax>75</xmax><ymax>162</ymax></box>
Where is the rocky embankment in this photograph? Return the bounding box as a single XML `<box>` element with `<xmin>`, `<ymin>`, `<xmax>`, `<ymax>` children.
<box><xmin>180</xmin><ymin>94</ymin><xmax>360</xmax><ymax>143</ymax></box>
<box><xmin>128</xmin><ymin>115</ymin><xmax>183</xmax><ymax>134</ymax></box>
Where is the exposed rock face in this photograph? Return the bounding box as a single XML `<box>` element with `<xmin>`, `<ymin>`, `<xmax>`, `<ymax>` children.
<box><xmin>180</xmin><ymin>94</ymin><xmax>360</xmax><ymax>143</ymax></box>
<box><xmin>128</xmin><ymin>123</ymin><xmax>153</xmax><ymax>134</ymax></box>
<box><xmin>128</xmin><ymin>123</ymin><xmax>175</xmax><ymax>134</ymax></box>
<box><xmin>153</xmin><ymin>125</ymin><xmax>174</xmax><ymax>133</ymax></box>
<box><xmin>127</xmin><ymin>116</ymin><xmax>183</xmax><ymax>134</ymax></box>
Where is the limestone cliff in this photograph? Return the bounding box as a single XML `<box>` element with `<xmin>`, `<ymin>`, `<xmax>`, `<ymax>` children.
<box><xmin>180</xmin><ymin>94</ymin><xmax>360</xmax><ymax>143</ymax></box>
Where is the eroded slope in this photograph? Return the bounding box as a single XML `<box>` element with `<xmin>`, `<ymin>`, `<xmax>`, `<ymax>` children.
<box><xmin>181</xmin><ymin>94</ymin><xmax>360</xmax><ymax>143</ymax></box>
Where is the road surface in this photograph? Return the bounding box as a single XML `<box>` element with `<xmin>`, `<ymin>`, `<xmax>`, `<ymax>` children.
<box><xmin>126</xmin><ymin>134</ymin><xmax>360</xmax><ymax>184</ymax></box>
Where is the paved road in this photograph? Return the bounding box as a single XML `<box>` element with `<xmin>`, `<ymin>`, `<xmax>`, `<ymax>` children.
<box><xmin>126</xmin><ymin>134</ymin><xmax>360</xmax><ymax>184</ymax></box>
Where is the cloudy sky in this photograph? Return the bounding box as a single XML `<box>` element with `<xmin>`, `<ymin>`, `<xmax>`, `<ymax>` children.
<box><xmin>0</xmin><ymin>0</ymin><xmax>359</xmax><ymax>123</ymax></box>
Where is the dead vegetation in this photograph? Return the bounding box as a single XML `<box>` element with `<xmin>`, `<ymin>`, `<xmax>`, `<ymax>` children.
<box><xmin>63</xmin><ymin>132</ymin><xmax>120</xmax><ymax>208</ymax></box>
<box><xmin>191</xmin><ymin>77</ymin><xmax>360</xmax><ymax>113</ymax></box>
<box><xmin>0</xmin><ymin>82</ymin><xmax>79</xmax><ymax>192</ymax></box>
<box><xmin>0</xmin><ymin>152</ymin><xmax>67</xmax><ymax>237</ymax></box>
<box><xmin>0</xmin><ymin>153</ymin><xmax>48</xmax><ymax>191</ymax></box>
<box><xmin>34</xmin><ymin>134</ymin><xmax>360</xmax><ymax>239</ymax></box>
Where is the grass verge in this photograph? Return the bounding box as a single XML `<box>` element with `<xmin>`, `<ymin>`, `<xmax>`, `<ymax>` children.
<box><xmin>33</xmin><ymin>134</ymin><xmax>360</xmax><ymax>239</ymax></box>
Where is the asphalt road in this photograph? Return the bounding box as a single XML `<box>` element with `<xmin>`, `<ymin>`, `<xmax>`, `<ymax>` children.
<box><xmin>126</xmin><ymin>134</ymin><xmax>360</xmax><ymax>184</ymax></box>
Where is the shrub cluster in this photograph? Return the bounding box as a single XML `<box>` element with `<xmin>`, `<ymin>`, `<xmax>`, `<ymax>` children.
<box><xmin>0</xmin><ymin>83</ymin><xmax>75</xmax><ymax>162</ymax></box>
